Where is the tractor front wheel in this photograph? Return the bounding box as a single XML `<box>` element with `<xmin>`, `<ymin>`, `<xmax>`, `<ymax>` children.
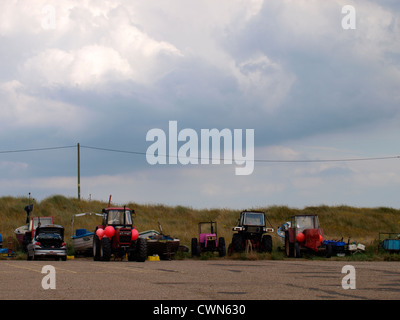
<box><xmin>191</xmin><ymin>238</ymin><xmax>200</xmax><ymax>257</ymax></box>
<box><xmin>93</xmin><ymin>235</ymin><xmax>101</xmax><ymax>261</ymax></box>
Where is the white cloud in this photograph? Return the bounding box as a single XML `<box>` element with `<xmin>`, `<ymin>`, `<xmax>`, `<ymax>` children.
<box><xmin>232</xmin><ymin>54</ymin><xmax>295</xmax><ymax>110</ymax></box>
<box><xmin>5</xmin><ymin>1</ymin><xmax>184</xmax><ymax>89</ymax></box>
<box><xmin>0</xmin><ymin>161</ymin><xmax>28</xmax><ymax>173</ymax></box>
<box><xmin>0</xmin><ymin>80</ymin><xmax>92</xmax><ymax>132</ymax></box>
<box><xmin>22</xmin><ymin>46</ymin><xmax>133</xmax><ymax>88</ymax></box>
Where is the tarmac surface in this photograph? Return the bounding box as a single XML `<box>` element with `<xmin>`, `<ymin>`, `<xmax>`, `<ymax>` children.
<box><xmin>0</xmin><ymin>258</ymin><xmax>399</xmax><ymax>300</ymax></box>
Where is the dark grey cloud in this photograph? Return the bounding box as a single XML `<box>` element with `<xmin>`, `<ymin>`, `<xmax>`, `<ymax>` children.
<box><xmin>0</xmin><ymin>1</ymin><xmax>399</xmax><ymax>207</ymax></box>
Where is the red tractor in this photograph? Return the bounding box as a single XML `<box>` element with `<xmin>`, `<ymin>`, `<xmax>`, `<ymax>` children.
<box><xmin>284</xmin><ymin>214</ymin><xmax>332</xmax><ymax>258</ymax></box>
<box><xmin>93</xmin><ymin>206</ymin><xmax>147</xmax><ymax>262</ymax></box>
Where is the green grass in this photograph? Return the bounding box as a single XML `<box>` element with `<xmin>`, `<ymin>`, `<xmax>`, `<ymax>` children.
<box><xmin>1</xmin><ymin>195</ymin><xmax>400</xmax><ymax>260</ymax></box>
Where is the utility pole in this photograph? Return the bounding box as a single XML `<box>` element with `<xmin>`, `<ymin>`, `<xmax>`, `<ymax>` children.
<box><xmin>77</xmin><ymin>142</ymin><xmax>80</xmax><ymax>201</ymax></box>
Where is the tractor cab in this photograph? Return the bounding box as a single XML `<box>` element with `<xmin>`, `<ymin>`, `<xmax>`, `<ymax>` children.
<box><xmin>292</xmin><ymin>215</ymin><xmax>321</xmax><ymax>234</ymax></box>
<box><xmin>240</xmin><ymin>211</ymin><xmax>265</xmax><ymax>227</ymax></box>
<box><xmin>102</xmin><ymin>207</ymin><xmax>134</xmax><ymax>227</ymax></box>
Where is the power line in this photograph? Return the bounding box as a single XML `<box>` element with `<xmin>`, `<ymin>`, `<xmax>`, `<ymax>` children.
<box><xmin>80</xmin><ymin>145</ymin><xmax>147</xmax><ymax>156</ymax></box>
<box><xmin>0</xmin><ymin>144</ymin><xmax>399</xmax><ymax>163</ymax></box>
<box><xmin>253</xmin><ymin>155</ymin><xmax>400</xmax><ymax>163</ymax></box>
<box><xmin>81</xmin><ymin>146</ymin><xmax>400</xmax><ymax>163</ymax></box>
<box><xmin>81</xmin><ymin>145</ymin><xmax>400</xmax><ymax>163</ymax></box>
<box><xmin>0</xmin><ymin>145</ymin><xmax>76</xmax><ymax>154</ymax></box>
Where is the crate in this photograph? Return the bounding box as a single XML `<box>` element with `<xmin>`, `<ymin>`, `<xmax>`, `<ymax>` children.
<box><xmin>348</xmin><ymin>244</ymin><xmax>357</xmax><ymax>251</ymax></box>
<box><xmin>148</xmin><ymin>255</ymin><xmax>160</xmax><ymax>261</ymax></box>
<box><xmin>324</xmin><ymin>240</ymin><xmax>345</xmax><ymax>255</ymax></box>
<box><xmin>383</xmin><ymin>239</ymin><xmax>400</xmax><ymax>251</ymax></box>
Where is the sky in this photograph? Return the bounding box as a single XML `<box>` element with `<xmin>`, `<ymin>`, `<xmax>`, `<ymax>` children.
<box><xmin>0</xmin><ymin>0</ymin><xmax>400</xmax><ymax>209</ymax></box>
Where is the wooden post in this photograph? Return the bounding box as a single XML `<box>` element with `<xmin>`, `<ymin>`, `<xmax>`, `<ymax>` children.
<box><xmin>77</xmin><ymin>143</ymin><xmax>81</xmax><ymax>200</ymax></box>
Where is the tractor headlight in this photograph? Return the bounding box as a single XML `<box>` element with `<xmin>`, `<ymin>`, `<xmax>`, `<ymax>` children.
<box><xmin>233</xmin><ymin>226</ymin><xmax>244</xmax><ymax>231</ymax></box>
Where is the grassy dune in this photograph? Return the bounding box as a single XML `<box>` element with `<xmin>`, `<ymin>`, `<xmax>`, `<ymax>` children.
<box><xmin>1</xmin><ymin>195</ymin><xmax>400</xmax><ymax>258</ymax></box>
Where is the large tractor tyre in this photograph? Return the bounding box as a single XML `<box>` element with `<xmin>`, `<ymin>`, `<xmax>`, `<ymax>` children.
<box><xmin>128</xmin><ymin>241</ymin><xmax>137</xmax><ymax>261</ymax></box>
<box><xmin>127</xmin><ymin>243</ymin><xmax>136</xmax><ymax>261</ymax></box>
<box><xmin>136</xmin><ymin>238</ymin><xmax>147</xmax><ymax>262</ymax></box>
<box><xmin>227</xmin><ymin>243</ymin><xmax>233</xmax><ymax>256</ymax></box>
<box><xmin>100</xmin><ymin>237</ymin><xmax>112</xmax><ymax>261</ymax></box>
<box><xmin>262</xmin><ymin>235</ymin><xmax>273</xmax><ymax>253</ymax></box>
<box><xmin>191</xmin><ymin>238</ymin><xmax>200</xmax><ymax>257</ymax></box>
<box><xmin>218</xmin><ymin>237</ymin><xmax>226</xmax><ymax>257</ymax></box>
<box><xmin>294</xmin><ymin>242</ymin><xmax>302</xmax><ymax>258</ymax></box>
<box><xmin>326</xmin><ymin>243</ymin><xmax>332</xmax><ymax>258</ymax></box>
<box><xmin>285</xmin><ymin>234</ymin><xmax>294</xmax><ymax>257</ymax></box>
<box><xmin>93</xmin><ymin>235</ymin><xmax>101</xmax><ymax>261</ymax></box>
<box><xmin>232</xmin><ymin>233</ymin><xmax>244</xmax><ymax>253</ymax></box>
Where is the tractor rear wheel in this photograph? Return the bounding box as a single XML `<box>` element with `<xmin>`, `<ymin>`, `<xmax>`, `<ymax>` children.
<box><xmin>285</xmin><ymin>234</ymin><xmax>294</xmax><ymax>257</ymax></box>
<box><xmin>136</xmin><ymin>238</ymin><xmax>147</xmax><ymax>262</ymax></box>
<box><xmin>262</xmin><ymin>235</ymin><xmax>272</xmax><ymax>253</ymax></box>
<box><xmin>191</xmin><ymin>238</ymin><xmax>200</xmax><ymax>257</ymax></box>
<box><xmin>218</xmin><ymin>237</ymin><xmax>226</xmax><ymax>257</ymax></box>
<box><xmin>232</xmin><ymin>233</ymin><xmax>244</xmax><ymax>252</ymax></box>
<box><xmin>326</xmin><ymin>243</ymin><xmax>332</xmax><ymax>258</ymax></box>
<box><xmin>294</xmin><ymin>242</ymin><xmax>301</xmax><ymax>258</ymax></box>
<box><xmin>100</xmin><ymin>237</ymin><xmax>111</xmax><ymax>261</ymax></box>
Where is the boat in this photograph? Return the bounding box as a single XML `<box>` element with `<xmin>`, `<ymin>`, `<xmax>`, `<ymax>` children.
<box><xmin>139</xmin><ymin>223</ymin><xmax>180</xmax><ymax>260</ymax></box>
<box><xmin>14</xmin><ymin>225</ymin><xmax>28</xmax><ymax>245</ymax></box>
<box><xmin>139</xmin><ymin>229</ymin><xmax>160</xmax><ymax>238</ymax></box>
<box><xmin>71</xmin><ymin>212</ymin><xmax>103</xmax><ymax>256</ymax></box>
<box><xmin>14</xmin><ymin>198</ymin><xmax>54</xmax><ymax>247</ymax></box>
<box><xmin>15</xmin><ymin>216</ymin><xmax>54</xmax><ymax>249</ymax></box>
<box><xmin>277</xmin><ymin>221</ymin><xmax>291</xmax><ymax>245</ymax></box>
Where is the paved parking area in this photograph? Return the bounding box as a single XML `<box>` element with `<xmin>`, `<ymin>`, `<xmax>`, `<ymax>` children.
<box><xmin>0</xmin><ymin>259</ymin><xmax>399</xmax><ymax>300</ymax></box>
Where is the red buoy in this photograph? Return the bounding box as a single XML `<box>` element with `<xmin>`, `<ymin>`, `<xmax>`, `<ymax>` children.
<box><xmin>296</xmin><ymin>232</ymin><xmax>305</xmax><ymax>242</ymax></box>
